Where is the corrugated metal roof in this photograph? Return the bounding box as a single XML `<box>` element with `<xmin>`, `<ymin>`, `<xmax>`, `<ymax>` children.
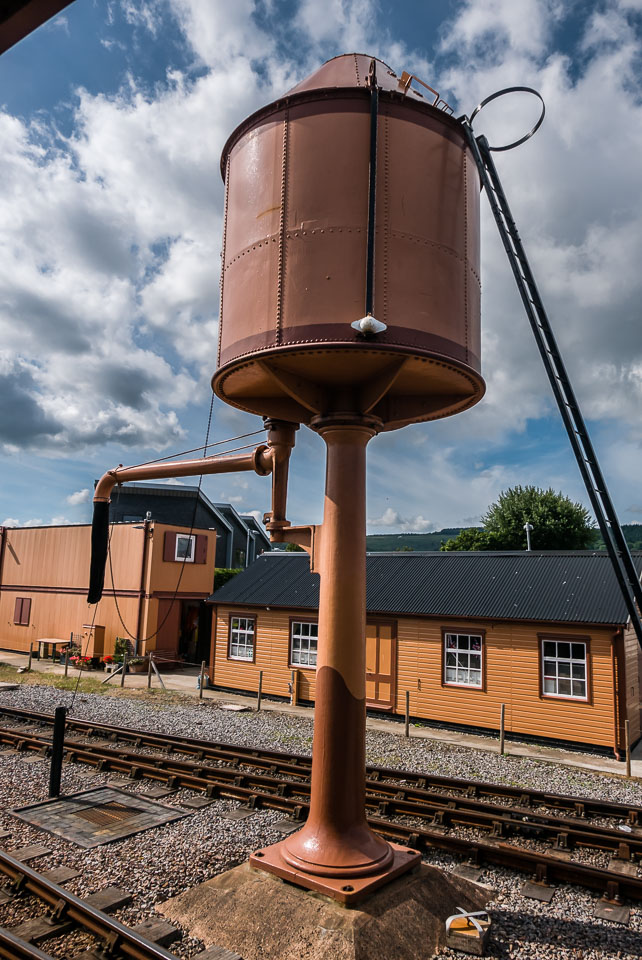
<box><xmin>208</xmin><ymin>551</ymin><xmax>642</xmax><ymax>625</ymax></box>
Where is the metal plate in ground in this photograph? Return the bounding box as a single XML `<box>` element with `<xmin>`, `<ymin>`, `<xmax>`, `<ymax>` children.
<box><xmin>218</xmin><ymin>807</ymin><xmax>255</xmax><ymax>820</ymax></box>
<box><xmin>10</xmin><ymin>786</ymin><xmax>189</xmax><ymax>848</ymax></box>
<box><xmin>521</xmin><ymin>881</ymin><xmax>555</xmax><ymax>902</ymax></box>
<box><xmin>593</xmin><ymin>899</ymin><xmax>630</xmax><ymax>925</ymax></box>
<box><xmin>272</xmin><ymin>819</ymin><xmax>299</xmax><ymax>835</ymax></box>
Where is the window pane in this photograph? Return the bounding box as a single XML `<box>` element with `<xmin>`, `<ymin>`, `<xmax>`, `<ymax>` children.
<box><xmin>446</xmin><ymin>635</ymin><xmax>456</xmax><ymax>649</ymax></box>
<box><xmin>459</xmin><ymin>636</ymin><xmax>470</xmax><ymax>650</ymax></box>
<box><xmin>543</xmin><ymin>660</ymin><xmax>557</xmax><ymax>676</ymax></box>
<box><xmin>445</xmin><ymin>668</ymin><xmax>457</xmax><ymax>682</ymax></box>
<box><xmin>446</xmin><ymin>653</ymin><xmax>456</xmax><ymax>666</ymax></box>
<box><xmin>543</xmin><ymin>641</ymin><xmax>556</xmax><ymax>658</ymax></box>
<box><xmin>558</xmin><ymin>678</ymin><xmax>571</xmax><ymax>696</ymax></box>
<box><xmin>572</xmin><ymin>663</ymin><xmax>585</xmax><ymax>679</ymax></box>
<box><xmin>232</xmin><ymin>618</ymin><xmax>239</xmax><ymax>630</ymax></box>
<box><xmin>456</xmin><ymin>654</ymin><xmax>469</xmax><ymax>669</ymax></box>
<box><xmin>471</xmin><ymin>637</ymin><xmax>482</xmax><ymax>651</ymax></box>
<box><xmin>572</xmin><ymin>643</ymin><xmax>586</xmax><ymax>660</ymax></box>
<box><xmin>469</xmin><ymin>670</ymin><xmax>481</xmax><ymax>686</ymax></box>
<box><xmin>558</xmin><ymin>662</ymin><xmax>571</xmax><ymax>678</ymax></box>
<box><xmin>572</xmin><ymin>680</ymin><xmax>586</xmax><ymax>698</ymax></box>
<box><xmin>470</xmin><ymin>655</ymin><xmax>481</xmax><ymax>670</ymax></box>
<box><xmin>544</xmin><ymin>677</ymin><xmax>556</xmax><ymax>693</ymax></box>
<box><xmin>557</xmin><ymin>643</ymin><xmax>571</xmax><ymax>660</ymax></box>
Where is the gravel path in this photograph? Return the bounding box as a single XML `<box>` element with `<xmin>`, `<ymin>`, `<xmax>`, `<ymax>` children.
<box><xmin>1</xmin><ymin>683</ymin><xmax>641</xmax><ymax>959</ymax></box>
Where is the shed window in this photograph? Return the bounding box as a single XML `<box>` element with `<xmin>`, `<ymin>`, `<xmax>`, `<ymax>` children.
<box><xmin>291</xmin><ymin>621</ymin><xmax>318</xmax><ymax>667</ymax></box>
<box><xmin>444</xmin><ymin>633</ymin><xmax>482</xmax><ymax>688</ymax></box>
<box><xmin>542</xmin><ymin>640</ymin><xmax>587</xmax><ymax>700</ymax></box>
<box><xmin>229</xmin><ymin>617</ymin><xmax>255</xmax><ymax>661</ymax></box>
<box><xmin>14</xmin><ymin>598</ymin><xmax>31</xmax><ymax>626</ymax></box>
<box><xmin>175</xmin><ymin>534</ymin><xmax>195</xmax><ymax>562</ymax></box>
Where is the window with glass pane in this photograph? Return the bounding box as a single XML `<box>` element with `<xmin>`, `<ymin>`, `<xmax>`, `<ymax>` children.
<box><xmin>229</xmin><ymin>617</ymin><xmax>255</xmax><ymax>661</ymax></box>
<box><xmin>175</xmin><ymin>534</ymin><xmax>195</xmax><ymax>562</ymax></box>
<box><xmin>542</xmin><ymin>639</ymin><xmax>587</xmax><ymax>699</ymax></box>
<box><xmin>291</xmin><ymin>621</ymin><xmax>318</xmax><ymax>667</ymax></box>
<box><xmin>444</xmin><ymin>633</ymin><xmax>482</xmax><ymax>687</ymax></box>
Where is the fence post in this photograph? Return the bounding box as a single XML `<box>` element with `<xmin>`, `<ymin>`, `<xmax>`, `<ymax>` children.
<box><xmin>290</xmin><ymin>669</ymin><xmax>296</xmax><ymax>706</ymax></box>
<box><xmin>120</xmin><ymin>653</ymin><xmax>128</xmax><ymax>688</ymax></box>
<box><xmin>27</xmin><ymin>642</ymin><xmax>33</xmax><ymax>672</ymax></box>
<box><xmin>48</xmin><ymin>706</ymin><xmax>67</xmax><ymax>798</ymax></box>
<box><xmin>625</xmin><ymin>719</ymin><xmax>631</xmax><ymax>778</ymax></box>
<box><xmin>257</xmin><ymin>670</ymin><xmax>263</xmax><ymax>712</ymax></box>
<box><xmin>499</xmin><ymin>703</ymin><xmax>506</xmax><ymax>756</ymax></box>
<box><xmin>199</xmin><ymin>660</ymin><xmax>206</xmax><ymax>700</ymax></box>
<box><xmin>404</xmin><ymin>690</ymin><xmax>410</xmax><ymax>738</ymax></box>
<box><xmin>64</xmin><ymin>645</ymin><xmax>69</xmax><ymax>678</ymax></box>
<box><xmin>147</xmin><ymin>654</ymin><xmax>153</xmax><ymax>689</ymax></box>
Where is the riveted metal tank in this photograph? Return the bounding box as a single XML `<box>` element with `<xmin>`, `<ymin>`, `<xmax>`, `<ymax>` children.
<box><xmin>213</xmin><ymin>53</ymin><xmax>484</xmax><ymax>431</ymax></box>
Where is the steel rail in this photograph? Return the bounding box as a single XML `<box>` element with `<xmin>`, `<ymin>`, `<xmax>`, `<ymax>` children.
<box><xmin>0</xmin><ymin>851</ymin><xmax>180</xmax><ymax>960</ymax></box>
<box><xmin>2</xmin><ymin>726</ymin><xmax>641</xmax><ymax>863</ymax></box>
<box><xmin>1</xmin><ymin>705</ymin><xmax>640</xmax><ymax>823</ymax></box>
<box><xmin>0</xmin><ymin>927</ymin><xmax>55</xmax><ymax>960</ymax></box>
<box><xmin>2</xmin><ymin>727</ymin><xmax>642</xmax><ymax>903</ymax></box>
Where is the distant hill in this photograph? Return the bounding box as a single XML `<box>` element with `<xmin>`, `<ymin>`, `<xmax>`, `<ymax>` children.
<box><xmin>366</xmin><ymin>524</ymin><xmax>642</xmax><ymax>553</ymax></box>
<box><xmin>366</xmin><ymin>529</ymin><xmax>470</xmax><ymax>552</ymax></box>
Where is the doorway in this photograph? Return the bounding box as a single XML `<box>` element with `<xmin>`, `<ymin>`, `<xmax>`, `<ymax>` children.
<box><xmin>365</xmin><ymin>620</ymin><xmax>397</xmax><ymax>710</ymax></box>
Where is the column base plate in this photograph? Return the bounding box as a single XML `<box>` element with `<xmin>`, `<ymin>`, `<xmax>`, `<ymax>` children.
<box><xmin>249</xmin><ymin>839</ymin><xmax>421</xmax><ymax>904</ymax></box>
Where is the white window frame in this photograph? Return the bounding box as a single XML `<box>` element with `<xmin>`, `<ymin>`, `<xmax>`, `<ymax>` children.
<box><xmin>290</xmin><ymin>620</ymin><xmax>318</xmax><ymax>668</ymax></box>
<box><xmin>175</xmin><ymin>534</ymin><xmax>195</xmax><ymax>563</ymax></box>
<box><xmin>541</xmin><ymin>639</ymin><xmax>588</xmax><ymax>701</ymax></box>
<box><xmin>228</xmin><ymin>616</ymin><xmax>255</xmax><ymax>662</ymax></box>
<box><xmin>443</xmin><ymin>632</ymin><xmax>483</xmax><ymax>689</ymax></box>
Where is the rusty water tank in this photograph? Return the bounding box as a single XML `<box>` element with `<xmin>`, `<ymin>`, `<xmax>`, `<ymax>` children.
<box><xmin>213</xmin><ymin>53</ymin><xmax>484</xmax><ymax>431</ymax></box>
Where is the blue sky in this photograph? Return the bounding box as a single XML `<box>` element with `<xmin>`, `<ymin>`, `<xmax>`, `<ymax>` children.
<box><xmin>1</xmin><ymin>0</ymin><xmax>642</xmax><ymax>536</ymax></box>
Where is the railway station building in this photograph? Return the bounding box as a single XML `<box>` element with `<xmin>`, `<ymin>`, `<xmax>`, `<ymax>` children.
<box><xmin>207</xmin><ymin>551</ymin><xmax>642</xmax><ymax>757</ymax></box>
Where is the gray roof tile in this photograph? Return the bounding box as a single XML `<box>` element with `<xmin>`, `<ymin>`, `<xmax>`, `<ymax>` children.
<box><xmin>208</xmin><ymin>551</ymin><xmax>642</xmax><ymax>625</ymax></box>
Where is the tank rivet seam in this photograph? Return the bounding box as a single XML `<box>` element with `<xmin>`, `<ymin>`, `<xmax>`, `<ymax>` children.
<box><xmin>463</xmin><ymin>148</ymin><xmax>469</xmax><ymax>364</ymax></box>
<box><xmin>217</xmin><ymin>154</ymin><xmax>230</xmax><ymax>370</ymax></box>
<box><xmin>276</xmin><ymin>112</ymin><xmax>289</xmax><ymax>347</ymax></box>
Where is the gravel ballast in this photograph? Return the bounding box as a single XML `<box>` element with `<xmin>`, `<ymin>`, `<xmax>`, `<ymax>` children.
<box><xmin>1</xmin><ymin>683</ymin><xmax>641</xmax><ymax>959</ymax></box>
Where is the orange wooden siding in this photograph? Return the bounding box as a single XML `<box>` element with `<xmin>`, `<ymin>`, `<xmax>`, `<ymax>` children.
<box><xmin>0</xmin><ymin>523</ymin><xmax>215</xmax><ymax>657</ymax></box>
<box><xmin>210</xmin><ymin>605</ymin><xmax>622</xmax><ymax>749</ymax></box>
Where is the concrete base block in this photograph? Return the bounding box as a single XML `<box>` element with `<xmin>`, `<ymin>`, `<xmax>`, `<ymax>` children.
<box><xmin>158</xmin><ymin>861</ymin><xmax>490</xmax><ymax>960</ymax></box>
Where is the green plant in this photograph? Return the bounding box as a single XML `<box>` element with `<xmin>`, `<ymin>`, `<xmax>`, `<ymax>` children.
<box><xmin>213</xmin><ymin>568</ymin><xmax>242</xmax><ymax>591</ymax></box>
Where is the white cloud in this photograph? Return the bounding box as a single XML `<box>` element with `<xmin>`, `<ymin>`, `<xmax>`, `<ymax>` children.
<box><xmin>66</xmin><ymin>489</ymin><xmax>90</xmax><ymax>505</ymax></box>
<box><xmin>1</xmin><ymin>517</ymin><xmax>43</xmax><ymax>527</ymax></box>
<box><xmin>367</xmin><ymin>507</ymin><xmax>435</xmax><ymax>533</ymax></box>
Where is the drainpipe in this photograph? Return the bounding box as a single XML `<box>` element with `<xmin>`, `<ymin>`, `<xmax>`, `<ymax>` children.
<box><xmin>245</xmin><ymin>526</ymin><xmax>250</xmax><ymax>568</ymax></box>
<box><xmin>0</xmin><ymin>527</ymin><xmax>6</xmax><ymax>597</ymax></box>
<box><xmin>611</xmin><ymin>629</ymin><xmax>624</xmax><ymax>761</ymax></box>
<box><xmin>209</xmin><ymin>605</ymin><xmax>217</xmax><ymax>686</ymax></box>
<box><xmin>135</xmin><ymin>518</ymin><xmax>152</xmax><ymax>656</ymax></box>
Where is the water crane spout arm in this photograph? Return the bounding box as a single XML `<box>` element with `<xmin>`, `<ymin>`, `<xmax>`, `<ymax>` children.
<box><xmin>87</xmin><ymin>420</ymin><xmax>298</xmax><ymax>604</ymax></box>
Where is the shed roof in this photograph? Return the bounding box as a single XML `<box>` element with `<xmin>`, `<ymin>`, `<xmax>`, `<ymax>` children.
<box><xmin>208</xmin><ymin>551</ymin><xmax>642</xmax><ymax>626</ymax></box>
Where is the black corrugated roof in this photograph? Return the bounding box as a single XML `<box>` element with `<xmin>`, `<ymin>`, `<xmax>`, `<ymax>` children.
<box><xmin>208</xmin><ymin>551</ymin><xmax>642</xmax><ymax>625</ymax></box>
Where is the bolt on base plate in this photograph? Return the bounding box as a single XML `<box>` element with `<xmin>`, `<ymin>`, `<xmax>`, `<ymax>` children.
<box><xmin>249</xmin><ymin>839</ymin><xmax>421</xmax><ymax>904</ymax></box>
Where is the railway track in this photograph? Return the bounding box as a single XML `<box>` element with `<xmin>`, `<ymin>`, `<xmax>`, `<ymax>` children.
<box><xmin>0</xmin><ymin>848</ymin><xmax>184</xmax><ymax>960</ymax></box>
<box><xmin>0</xmin><ymin>706</ymin><xmax>641</xmax><ymax>906</ymax></box>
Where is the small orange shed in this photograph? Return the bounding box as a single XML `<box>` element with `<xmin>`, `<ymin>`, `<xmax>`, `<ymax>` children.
<box><xmin>208</xmin><ymin>551</ymin><xmax>642</xmax><ymax>758</ymax></box>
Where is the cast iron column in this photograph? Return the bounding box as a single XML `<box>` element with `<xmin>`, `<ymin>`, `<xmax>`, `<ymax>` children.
<box><xmin>281</xmin><ymin>417</ymin><xmax>393</xmax><ymax>876</ymax></box>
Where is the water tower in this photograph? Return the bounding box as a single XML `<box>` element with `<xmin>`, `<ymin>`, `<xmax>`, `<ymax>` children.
<box><xmin>214</xmin><ymin>52</ymin><xmax>484</xmax><ymax>901</ymax></box>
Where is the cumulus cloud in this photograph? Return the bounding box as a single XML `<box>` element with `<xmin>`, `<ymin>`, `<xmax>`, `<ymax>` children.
<box><xmin>368</xmin><ymin>508</ymin><xmax>435</xmax><ymax>533</ymax></box>
<box><xmin>66</xmin><ymin>489</ymin><xmax>90</xmax><ymax>505</ymax></box>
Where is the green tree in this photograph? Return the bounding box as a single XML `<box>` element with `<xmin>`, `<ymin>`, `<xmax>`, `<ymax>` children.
<box><xmin>441</xmin><ymin>486</ymin><xmax>594</xmax><ymax>551</ymax></box>
<box><xmin>285</xmin><ymin>541</ymin><xmax>304</xmax><ymax>552</ymax></box>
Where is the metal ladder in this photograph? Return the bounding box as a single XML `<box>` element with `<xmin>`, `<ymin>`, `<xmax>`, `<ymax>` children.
<box><xmin>461</xmin><ymin>123</ymin><xmax>642</xmax><ymax>648</ymax></box>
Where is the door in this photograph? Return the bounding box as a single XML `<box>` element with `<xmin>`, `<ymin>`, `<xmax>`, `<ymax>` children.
<box><xmin>365</xmin><ymin>620</ymin><xmax>397</xmax><ymax>710</ymax></box>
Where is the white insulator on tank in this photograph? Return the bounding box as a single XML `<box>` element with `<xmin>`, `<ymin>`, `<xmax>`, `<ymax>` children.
<box><xmin>351</xmin><ymin>315</ymin><xmax>387</xmax><ymax>335</ymax></box>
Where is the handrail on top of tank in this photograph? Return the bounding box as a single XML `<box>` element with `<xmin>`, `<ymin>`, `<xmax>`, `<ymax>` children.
<box><xmin>466</xmin><ymin>86</ymin><xmax>545</xmax><ymax>152</ymax></box>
